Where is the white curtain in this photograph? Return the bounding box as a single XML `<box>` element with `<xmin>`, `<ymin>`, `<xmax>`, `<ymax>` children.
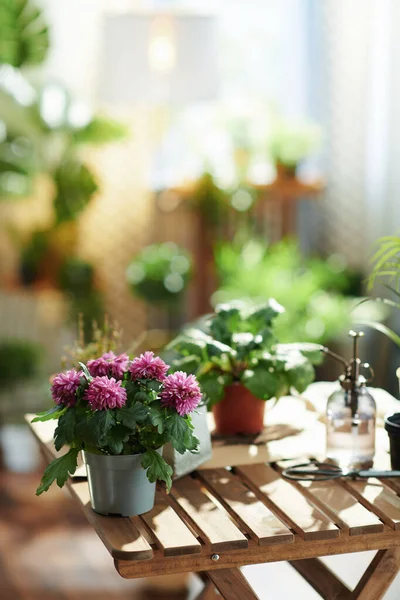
<box><xmin>314</xmin><ymin>0</ymin><xmax>399</xmax><ymax>268</ymax></box>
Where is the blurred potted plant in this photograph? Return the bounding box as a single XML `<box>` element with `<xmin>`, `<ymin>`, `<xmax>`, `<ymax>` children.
<box><xmin>167</xmin><ymin>300</ymin><xmax>320</xmax><ymax>435</ymax></box>
<box><xmin>0</xmin><ymin>339</ymin><xmax>42</xmax><ymax>467</ymax></box>
<box><xmin>33</xmin><ymin>351</ymin><xmax>201</xmax><ymax>515</ymax></box>
<box><xmin>127</xmin><ymin>242</ymin><xmax>192</xmax><ymax>306</ymax></box>
<box><xmin>213</xmin><ymin>238</ymin><xmax>369</xmax><ymax>346</ymax></box>
<box><xmin>269</xmin><ymin>118</ymin><xmax>322</xmax><ymax>179</ymax></box>
<box><xmin>0</xmin><ymin>0</ymin><xmax>126</xmax><ymax>320</ymax></box>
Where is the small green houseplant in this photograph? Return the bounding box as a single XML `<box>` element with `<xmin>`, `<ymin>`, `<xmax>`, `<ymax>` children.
<box><xmin>126</xmin><ymin>243</ymin><xmax>192</xmax><ymax>306</ymax></box>
<box><xmin>33</xmin><ymin>351</ymin><xmax>201</xmax><ymax>516</ymax></box>
<box><xmin>269</xmin><ymin>118</ymin><xmax>322</xmax><ymax>178</ymax></box>
<box><xmin>167</xmin><ymin>300</ymin><xmax>320</xmax><ymax>435</ymax></box>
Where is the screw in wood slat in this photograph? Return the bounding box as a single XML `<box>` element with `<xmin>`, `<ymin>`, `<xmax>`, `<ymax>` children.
<box><xmin>211</xmin><ymin>554</ymin><xmax>220</xmax><ymax>561</ymax></box>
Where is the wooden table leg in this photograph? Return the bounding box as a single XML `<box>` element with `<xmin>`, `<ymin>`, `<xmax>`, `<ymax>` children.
<box><xmin>289</xmin><ymin>558</ymin><xmax>350</xmax><ymax>599</ymax></box>
<box><xmin>202</xmin><ymin>568</ymin><xmax>259</xmax><ymax>600</ymax></box>
<box><xmin>350</xmin><ymin>547</ymin><xmax>400</xmax><ymax>600</ymax></box>
<box><xmin>195</xmin><ymin>581</ymin><xmax>220</xmax><ymax>599</ymax></box>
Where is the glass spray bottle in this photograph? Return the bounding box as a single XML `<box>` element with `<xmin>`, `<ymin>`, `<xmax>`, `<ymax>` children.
<box><xmin>323</xmin><ymin>331</ymin><xmax>376</xmax><ymax>469</ymax></box>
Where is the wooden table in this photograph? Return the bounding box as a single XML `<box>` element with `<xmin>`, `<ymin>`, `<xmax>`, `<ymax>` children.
<box><xmin>28</xmin><ymin>412</ymin><xmax>400</xmax><ymax>600</ymax></box>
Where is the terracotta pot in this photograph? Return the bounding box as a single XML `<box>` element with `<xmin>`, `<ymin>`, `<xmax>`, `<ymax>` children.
<box><xmin>275</xmin><ymin>161</ymin><xmax>297</xmax><ymax>180</ymax></box>
<box><xmin>212</xmin><ymin>383</ymin><xmax>266</xmax><ymax>435</ymax></box>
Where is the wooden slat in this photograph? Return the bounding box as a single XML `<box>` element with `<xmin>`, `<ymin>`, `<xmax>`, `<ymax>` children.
<box><xmin>350</xmin><ymin>547</ymin><xmax>400</xmax><ymax>599</ymax></box>
<box><xmin>69</xmin><ymin>481</ymin><xmax>153</xmax><ymax>561</ymax></box>
<box><xmin>197</xmin><ymin>469</ymin><xmax>294</xmax><ymax>546</ymax></box>
<box><xmin>140</xmin><ymin>491</ymin><xmax>201</xmax><ymax>557</ymax></box>
<box><xmin>290</xmin><ymin>480</ymin><xmax>383</xmax><ymax>536</ymax></box>
<box><xmin>115</xmin><ymin>529</ymin><xmax>400</xmax><ymax>579</ymax></box>
<box><xmin>170</xmin><ymin>476</ymin><xmax>248</xmax><ymax>552</ymax></box>
<box><xmin>289</xmin><ymin>558</ymin><xmax>350</xmax><ymax>599</ymax></box>
<box><xmin>343</xmin><ymin>478</ymin><xmax>400</xmax><ymax>530</ymax></box>
<box><xmin>205</xmin><ymin>568</ymin><xmax>260</xmax><ymax>600</ymax></box>
<box><xmin>235</xmin><ymin>464</ymin><xmax>339</xmax><ymax>541</ymax></box>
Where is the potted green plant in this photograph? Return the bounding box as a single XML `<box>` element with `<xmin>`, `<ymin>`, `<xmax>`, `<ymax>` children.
<box><xmin>33</xmin><ymin>351</ymin><xmax>201</xmax><ymax>516</ymax></box>
<box><xmin>126</xmin><ymin>242</ymin><xmax>192</xmax><ymax>306</ymax></box>
<box><xmin>269</xmin><ymin>118</ymin><xmax>322</xmax><ymax>179</ymax></box>
<box><xmin>167</xmin><ymin>301</ymin><xmax>320</xmax><ymax>435</ymax></box>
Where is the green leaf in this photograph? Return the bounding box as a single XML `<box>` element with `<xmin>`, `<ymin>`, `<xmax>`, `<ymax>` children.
<box><xmin>78</xmin><ymin>361</ymin><xmax>92</xmax><ymax>380</ymax></box>
<box><xmin>106</xmin><ymin>425</ymin><xmax>131</xmax><ymax>454</ymax></box>
<box><xmin>75</xmin><ymin>410</ymin><xmax>115</xmax><ymax>447</ymax></box>
<box><xmin>32</xmin><ymin>405</ymin><xmax>65</xmax><ymax>422</ymax></box>
<box><xmin>166</xmin><ymin>334</ymin><xmax>206</xmax><ymax>358</ymax></box>
<box><xmin>36</xmin><ymin>447</ymin><xmax>79</xmax><ymax>495</ymax></box>
<box><xmin>72</xmin><ymin>116</ymin><xmax>127</xmax><ymax>145</ymax></box>
<box><xmin>54</xmin><ymin>408</ymin><xmax>76</xmax><ymax>451</ymax></box>
<box><xmin>198</xmin><ymin>371</ymin><xmax>232</xmax><ymax>407</ymax></box>
<box><xmin>169</xmin><ymin>355</ymin><xmax>201</xmax><ymax>374</ymax></box>
<box><xmin>206</xmin><ymin>339</ymin><xmax>236</xmax><ymax>358</ymax></box>
<box><xmin>53</xmin><ymin>159</ymin><xmax>98</xmax><ymax>224</ymax></box>
<box><xmin>355</xmin><ymin>320</ymin><xmax>400</xmax><ymax>348</ymax></box>
<box><xmin>241</xmin><ymin>367</ymin><xmax>278</xmax><ymax>400</ymax></box>
<box><xmin>245</xmin><ymin>300</ymin><xmax>285</xmax><ymax>331</ymax></box>
<box><xmin>210</xmin><ymin>305</ymin><xmax>241</xmax><ymax>345</ymax></box>
<box><xmin>285</xmin><ymin>354</ymin><xmax>315</xmax><ymax>394</ymax></box>
<box><xmin>0</xmin><ymin>0</ymin><xmax>50</xmax><ymax>68</ymax></box>
<box><xmin>116</xmin><ymin>403</ymin><xmax>148</xmax><ymax>428</ymax></box>
<box><xmin>148</xmin><ymin>403</ymin><xmax>165</xmax><ymax>434</ymax></box>
<box><xmin>165</xmin><ymin>412</ymin><xmax>199</xmax><ymax>454</ymax></box>
<box><xmin>141</xmin><ymin>449</ymin><xmax>173</xmax><ymax>492</ymax></box>
<box><xmin>146</xmin><ymin>380</ymin><xmax>162</xmax><ymax>393</ymax></box>
<box><xmin>276</xmin><ymin>343</ymin><xmax>324</xmax><ymax>366</ymax></box>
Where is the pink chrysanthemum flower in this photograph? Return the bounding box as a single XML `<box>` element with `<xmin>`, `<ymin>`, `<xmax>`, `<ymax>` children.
<box><xmin>160</xmin><ymin>371</ymin><xmax>202</xmax><ymax>416</ymax></box>
<box><xmin>84</xmin><ymin>376</ymin><xmax>127</xmax><ymax>411</ymax></box>
<box><xmin>87</xmin><ymin>352</ymin><xmax>129</xmax><ymax>380</ymax></box>
<box><xmin>129</xmin><ymin>351</ymin><xmax>169</xmax><ymax>381</ymax></box>
<box><xmin>51</xmin><ymin>369</ymin><xmax>82</xmax><ymax>407</ymax></box>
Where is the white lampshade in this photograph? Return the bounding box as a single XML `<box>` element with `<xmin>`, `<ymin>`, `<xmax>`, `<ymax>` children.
<box><xmin>98</xmin><ymin>12</ymin><xmax>219</xmax><ymax>106</ymax></box>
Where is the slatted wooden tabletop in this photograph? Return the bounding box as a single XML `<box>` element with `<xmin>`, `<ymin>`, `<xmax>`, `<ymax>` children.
<box><xmin>28</xmin><ymin>418</ymin><xmax>400</xmax><ymax>587</ymax></box>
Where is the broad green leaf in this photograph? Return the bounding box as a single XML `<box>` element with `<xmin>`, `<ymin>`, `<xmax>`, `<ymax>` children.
<box><xmin>72</xmin><ymin>116</ymin><xmax>127</xmax><ymax>145</ymax></box>
<box><xmin>0</xmin><ymin>0</ymin><xmax>50</xmax><ymax>68</ymax></box>
<box><xmin>53</xmin><ymin>158</ymin><xmax>98</xmax><ymax>224</ymax></box>
<box><xmin>285</xmin><ymin>355</ymin><xmax>315</xmax><ymax>394</ymax></box>
<box><xmin>206</xmin><ymin>339</ymin><xmax>236</xmax><ymax>358</ymax></box>
<box><xmin>276</xmin><ymin>343</ymin><xmax>324</xmax><ymax>366</ymax></box>
<box><xmin>169</xmin><ymin>354</ymin><xmax>201</xmax><ymax>374</ymax></box>
<box><xmin>36</xmin><ymin>447</ymin><xmax>79</xmax><ymax>495</ymax></box>
<box><xmin>165</xmin><ymin>412</ymin><xmax>199</xmax><ymax>454</ymax></box>
<box><xmin>198</xmin><ymin>371</ymin><xmax>232</xmax><ymax>407</ymax></box>
<box><xmin>54</xmin><ymin>408</ymin><xmax>76</xmax><ymax>451</ymax></box>
<box><xmin>244</xmin><ymin>300</ymin><xmax>284</xmax><ymax>332</ymax></box>
<box><xmin>141</xmin><ymin>449</ymin><xmax>173</xmax><ymax>492</ymax></box>
<box><xmin>116</xmin><ymin>403</ymin><xmax>148</xmax><ymax>428</ymax></box>
<box><xmin>241</xmin><ymin>367</ymin><xmax>277</xmax><ymax>400</ymax></box>
<box><xmin>148</xmin><ymin>403</ymin><xmax>165</xmax><ymax>434</ymax></box>
<box><xmin>166</xmin><ymin>334</ymin><xmax>206</xmax><ymax>358</ymax></box>
<box><xmin>75</xmin><ymin>410</ymin><xmax>115</xmax><ymax>447</ymax></box>
<box><xmin>32</xmin><ymin>405</ymin><xmax>65</xmax><ymax>422</ymax></box>
<box><xmin>106</xmin><ymin>424</ymin><xmax>131</xmax><ymax>454</ymax></box>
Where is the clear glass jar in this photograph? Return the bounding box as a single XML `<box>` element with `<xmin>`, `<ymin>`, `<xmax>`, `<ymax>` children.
<box><xmin>326</xmin><ymin>385</ymin><xmax>376</xmax><ymax>469</ymax></box>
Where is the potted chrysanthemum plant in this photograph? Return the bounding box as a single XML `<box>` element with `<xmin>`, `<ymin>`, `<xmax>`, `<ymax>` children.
<box><xmin>33</xmin><ymin>351</ymin><xmax>202</xmax><ymax>516</ymax></box>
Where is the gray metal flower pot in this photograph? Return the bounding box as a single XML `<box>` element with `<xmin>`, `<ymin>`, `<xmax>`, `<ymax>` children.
<box><xmin>82</xmin><ymin>450</ymin><xmax>160</xmax><ymax>517</ymax></box>
<box><xmin>163</xmin><ymin>403</ymin><xmax>212</xmax><ymax>479</ymax></box>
